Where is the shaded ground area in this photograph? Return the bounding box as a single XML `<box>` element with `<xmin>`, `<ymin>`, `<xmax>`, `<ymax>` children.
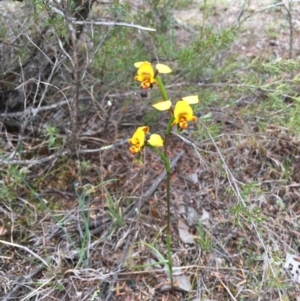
<box><xmin>1</xmin><ymin>0</ymin><xmax>300</xmax><ymax>300</ymax></box>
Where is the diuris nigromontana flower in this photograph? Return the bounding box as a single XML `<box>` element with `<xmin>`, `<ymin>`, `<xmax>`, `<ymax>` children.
<box><xmin>128</xmin><ymin>126</ymin><xmax>149</xmax><ymax>154</ymax></box>
<box><xmin>152</xmin><ymin>95</ymin><xmax>199</xmax><ymax>130</ymax></box>
<box><xmin>172</xmin><ymin>100</ymin><xmax>197</xmax><ymax>130</ymax></box>
<box><xmin>128</xmin><ymin>126</ymin><xmax>164</xmax><ymax>154</ymax></box>
<box><xmin>134</xmin><ymin>61</ymin><xmax>172</xmax><ymax>89</ymax></box>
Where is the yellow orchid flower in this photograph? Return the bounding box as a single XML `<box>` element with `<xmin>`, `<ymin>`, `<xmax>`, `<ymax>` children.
<box><xmin>172</xmin><ymin>100</ymin><xmax>197</xmax><ymax>130</ymax></box>
<box><xmin>128</xmin><ymin>126</ymin><xmax>149</xmax><ymax>154</ymax></box>
<box><xmin>134</xmin><ymin>61</ymin><xmax>156</xmax><ymax>89</ymax></box>
<box><xmin>134</xmin><ymin>61</ymin><xmax>172</xmax><ymax>89</ymax></box>
<box><xmin>148</xmin><ymin>134</ymin><xmax>164</xmax><ymax>147</ymax></box>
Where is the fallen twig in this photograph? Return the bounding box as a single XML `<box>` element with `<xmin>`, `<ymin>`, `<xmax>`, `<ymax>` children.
<box><xmin>0</xmin><ymin>240</ymin><xmax>49</xmax><ymax>267</ymax></box>
<box><xmin>3</xmin><ymin>264</ymin><xmax>46</xmax><ymax>301</ymax></box>
<box><xmin>0</xmin><ymin>139</ymin><xmax>128</xmax><ymax>166</ymax></box>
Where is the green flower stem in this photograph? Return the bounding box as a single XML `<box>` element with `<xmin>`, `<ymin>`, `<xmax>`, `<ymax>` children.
<box><xmin>155</xmin><ymin>75</ymin><xmax>174</xmax><ymax>156</ymax></box>
<box><xmin>155</xmin><ymin>75</ymin><xmax>169</xmax><ymax>101</ymax></box>
<box><xmin>164</xmin><ymin>116</ymin><xmax>174</xmax><ymax>156</ymax></box>
<box><xmin>147</xmin><ymin>144</ymin><xmax>173</xmax><ymax>287</ymax></box>
<box><xmin>165</xmin><ymin>169</ymin><xmax>173</xmax><ymax>287</ymax></box>
<box><xmin>148</xmin><ymin>74</ymin><xmax>175</xmax><ymax>288</ymax></box>
<box><xmin>147</xmin><ymin>145</ymin><xmax>170</xmax><ymax>172</ymax></box>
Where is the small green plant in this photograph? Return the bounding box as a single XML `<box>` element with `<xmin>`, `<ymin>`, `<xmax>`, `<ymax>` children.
<box><xmin>55</xmin><ymin>283</ymin><xmax>64</xmax><ymax>292</ymax></box>
<box><xmin>90</xmin><ymin>290</ymin><xmax>100</xmax><ymax>301</ymax></box>
<box><xmin>0</xmin><ymin>165</ymin><xmax>28</xmax><ymax>203</ymax></box>
<box><xmin>80</xmin><ymin>160</ymin><xmax>92</xmax><ymax>171</ymax></box>
<box><xmin>195</xmin><ymin>222</ymin><xmax>211</xmax><ymax>253</ymax></box>
<box><xmin>43</xmin><ymin>125</ymin><xmax>64</xmax><ymax>150</ymax></box>
<box><xmin>105</xmin><ymin>189</ymin><xmax>124</xmax><ymax>227</ymax></box>
<box><xmin>230</xmin><ymin>201</ymin><xmax>264</xmax><ymax>229</ymax></box>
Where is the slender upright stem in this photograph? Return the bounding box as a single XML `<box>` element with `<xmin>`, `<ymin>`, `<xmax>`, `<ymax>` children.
<box><xmin>155</xmin><ymin>75</ymin><xmax>168</xmax><ymax>101</ymax></box>
<box><xmin>155</xmin><ymin>74</ymin><xmax>174</xmax><ymax>156</ymax></box>
<box><xmin>152</xmin><ymin>75</ymin><xmax>174</xmax><ymax>287</ymax></box>
<box><xmin>165</xmin><ymin>169</ymin><xmax>173</xmax><ymax>287</ymax></box>
<box><xmin>149</xmin><ymin>144</ymin><xmax>173</xmax><ymax>287</ymax></box>
<box><xmin>164</xmin><ymin>117</ymin><xmax>174</xmax><ymax>156</ymax></box>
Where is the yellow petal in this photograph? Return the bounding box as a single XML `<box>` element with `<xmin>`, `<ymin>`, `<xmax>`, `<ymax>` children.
<box><xmin>174</xmin><ymin>100</ymin><xmax>194</xmax><ymax>118</ymax></box>
<box><xmin>148</xmin><ymin>134</ymin><xmax>164</xmax><ymax>147</ymax></box>
<box><xmin>134</xmin><ymin>61</ymin><xmax>149</xmax><ymax>68</ymax></box>
<box><xmin>137</xmin><ymin>62</ymin><xmax>154</xmax><ymax>76</ymax></box>
<box><xmin>156</xmin><ymin>63</ymin><xmax>172</xmax><ymax>73</ymax></box>
<box><xmin>152</xmin><ymin>100</ymin><xmax>172</xmax><ymax>111</ymax></box>
<box><xmin>182</xmin><ymin>95</ymin><xmax>199</xmax><ymax>104</ymax></box>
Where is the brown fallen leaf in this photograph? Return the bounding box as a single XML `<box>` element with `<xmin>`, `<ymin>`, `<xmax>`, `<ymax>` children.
<box><xmin>178</xmin><ymin>218</ymin><xmax>194</xmax><ymax>244</ymax></box>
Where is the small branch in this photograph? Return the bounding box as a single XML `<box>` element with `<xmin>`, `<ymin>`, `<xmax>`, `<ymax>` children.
<box><xmin>3</xmin><ymin>264</ymin><xmax>46</xmax><ymax>301</ymax></box>
<box><xmin>282</xmin><ymin>0</ymin><xmax>293</xmax><ymax>59</ymax></box>
<box><xmin>66</xmin><ymin>16</ymin><xmax>80</xmax><ymax>155</ymax></box>
<box><xmin>214</xmin><ymin>272</ymin><xmax>237</xmax><ymax>301</ymax></box>
<box><xmin>48</xmin><ymin>3</ymin><xmax>156</xmax><ymax>32</ymax></box>
<box><xmin>0</xmin><ymin>240</ymin><xmax>49</xmax><ymax>267</ymax></box>
<box><xmin>73</xmin><ymin>20</ymin><xmax>156</xmax><ymax>32</ymax></box>
<box><xmin>235</xmin><ymin>0</ymin><xmax>247</xmax><ymax>24</ymax></box>
<box><xmin>0</xmin><ymin>100</ymin><xmax>70</xmax><ymax>119</ymax></box>
<box><xmin>24</xmin><ymin>33</ymin><xmax>54</xmax><ymax>65</ymax></box>
<box><xmin>0</xmin><ymin>139</ymin><xmax>128</xmax><ymax>166</ymax></box>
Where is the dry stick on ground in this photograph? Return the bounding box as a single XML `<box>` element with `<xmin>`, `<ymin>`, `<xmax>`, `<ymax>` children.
<box><xmin>214</xmin><ymin>272</ymin><xmax>237</xmax><ymax>301</ymax></box>
<box><xmin>0</xmin><ymin>240</ymin><xmax>49</xmax><ymax>267</ymax></box>
<box><xmin>0</xmin><ymin>136</ymin><xmax>183</xmax><ymax>168</ymax></box>
<box><xmin>282</xmin><ymin>1</ymin><xmax>294</xmax><ymax>59</ymax></box>
<box><xmin>235</xmin><ymin>0</ymin><xmax>247</xmax><ymax>24</ymax></box>
<box><xmin>0</xmin><ymin>88</ymin><xmax>145</xmax><ymax>120</ymax></box>
<box><xmin>1</xmin><ymin>240</ymin><xmax>51</xmax><ymax>300</ymax></box>
<box><xmin>2</xmin><ymin>264</ymin><xmax>46</xmax><ymax>301</ymax></box>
